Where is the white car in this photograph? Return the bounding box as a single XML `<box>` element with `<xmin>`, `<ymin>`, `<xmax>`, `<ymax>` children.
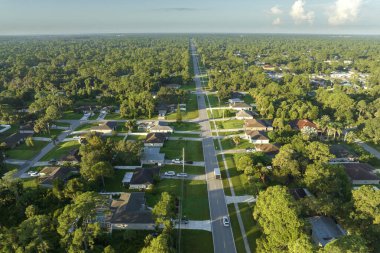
<box><xmin>164</xmin><ymin>171</ymin><xmax>176</xmax><ymax>177</ymax></box>
<box><xmin>27</xmin><ymin>171</ymin><xmax>36</xmax><ymax>175</ymax></box>
<box><xmin>223</xmin><ymin>216</ymin><xmax>230</xmax><ymax>227</ymax></box>
<box><xmin>172</xmin><ymin>159</ymin><xmax>181</xmax><ymax>164</ymax></box>
<box><xmin>176</xmin><ymin>173</ymin><xmax>188</xmax><ymax>178</ymax></box>
<box><xmin>29</xmin><ymin>172</ymin><xmax>40</xmax><ymax>177</ymax></box>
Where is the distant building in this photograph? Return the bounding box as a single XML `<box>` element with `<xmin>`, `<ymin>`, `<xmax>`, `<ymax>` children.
<box><xmin>236</xmin><ymin>110</ymin><xmax>256</xmax><ymax>120</ymax></box>
<box><xmin>39</xmin><ymin>166</ymin><xmax>79</xmax><ymax>188</ymax></box>
<box><xmin>245</xmin><ymin>130</ymin><xmax>269</xmax><ymax>144</ymax></box>
<box><xmin>229</xmin><ymin>102</ymin><xmax>252</xmax><ymax>111</ymax></box>
<box><xmin>144</xmin><ymin>133</ymin><xmax>168</xmax><ymax>147</ymax></box>
<box><xmin>342</xmin><ymin>163</ymin><xmax>380</xmax><ymax>185</ymax></box>
<box><xmin>141</xmin><ymin>147</ymin><xmax>165</xmax><ymax>165</ymax></box>
<box><xmin>123</xmin><ymin>168</ymin><xmax>160</xmax><ymax>190</ymax></box>
<box><xmin>150</xmin><ymin>121</ymin><xmax>173</xmax><ymax>133</ymax></box>
<box><xmin>255</xmin><ymin>143</ymin><xmax>279</xmax><ymax>154</ymax></box>
<box><xmin>290</xmin><ymin>119</ymin><xmax>319</xmax><ymax>132</ymax></box>
<box><xmin>244</xmin><ymin>119</ymin><xmax>273</xmax><ymax>131</ymax></box>
<box><xmin>3</xmin><ymin>132</ymin><xmax>34</xmax><ymax>149</ymax></box>
<box><xmin>90</xmin><ymin>121</ymin><xmax>117</xmax><ymax>134</ymax></box>
<box><xmin>309</xmin><ymin>216</ymin><xmax>346</xmax><ymax>247</ymax></box>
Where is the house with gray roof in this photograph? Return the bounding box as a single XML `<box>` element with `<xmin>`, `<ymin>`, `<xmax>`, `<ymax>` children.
<box><xmin>149</xmin><ymin>121</ymin><xmax>173</xmax><ymax>133</ymax></box>
<box><xmin>309</xmin><ymin>216</ymin><xmax>346</xmax><ymax>247</ymax></box>
<box><xmin>342</xmin><ymin>163</ymin><xmax>380</xmax><ymax>185</ymax></box>
<box><xmin>90</xmin><ymin>121</ymin><xmax>117</xmax><ymax>134</ymax></box>
<box><xmin>141</xmin><ymin>147</ymin><xmax>165</xmax><ymax>165</ymax></box>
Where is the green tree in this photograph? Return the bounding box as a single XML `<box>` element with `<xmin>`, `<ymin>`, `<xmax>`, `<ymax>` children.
<box><xmin>91</xmin><ymin>161</ymin><xmax>114</xmax><ymax>187</ymax></box>
<box><xmin>152</xmin><ymin>192</ymin><xmax>175</xmax><ymax>226</ymax></box>
<box><xmin>176</xmin><ymin>104</ymin><xmax>182</xmax><ymax>123</ymax></box>
<box><xmin>253</xmin><ymin>186</ymin><xmax>312</xmax><ymax>252</ymax></box>
<box><xmin>321</xmin><ymin>235</ymin><xmax>369</xmax><ymax>253</ymax></box>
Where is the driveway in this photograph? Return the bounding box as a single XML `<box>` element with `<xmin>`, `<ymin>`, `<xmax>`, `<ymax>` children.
<box><xmin>356</xmin><ymin>140</ymin><xmax>380</xmax><ymax>159</ymax></box>
<box><xmin>161</xmin><ymin>174</ymin><xmax>206</xmax><ymax>181</ymax></box>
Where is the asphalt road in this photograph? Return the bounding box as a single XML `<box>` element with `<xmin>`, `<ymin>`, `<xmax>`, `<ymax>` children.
<box><xmin>191</xmin><ymin>40</ymin><xmax>237</xmax><ymax>253</ymax></box>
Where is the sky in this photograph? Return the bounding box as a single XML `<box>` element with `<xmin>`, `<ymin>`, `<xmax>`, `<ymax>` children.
<box><xmin>0</xmin><ymin>0</ymin><xmax>379</xmax><ymax>35</ymax></box>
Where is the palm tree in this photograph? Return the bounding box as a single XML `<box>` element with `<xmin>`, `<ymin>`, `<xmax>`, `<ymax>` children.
<box><xmin>125</xmin><ymin>120</ymin><xmax>136</xmax><ymax>133</ymax></box>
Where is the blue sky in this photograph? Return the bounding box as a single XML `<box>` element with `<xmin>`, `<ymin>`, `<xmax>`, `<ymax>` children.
<box><xmin>0</xmin><ymin>0</ymin><xmax>379</xmax><ymax>35</ymax></box>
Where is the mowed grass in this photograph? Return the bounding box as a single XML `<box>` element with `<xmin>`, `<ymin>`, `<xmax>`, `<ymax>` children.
<box><xmin>179</xmin><ymin>230</ymin><xmax>213</xmax><ymax>253</ymax></box>
<box><xmin>214</xmin><ymin>120</ymin><xmax>244</xmax><ymax>130</ymax></box>
<box><xmin>169</xmin><ymin>122</ymin><xmax>200</xmax><ymax>132</ymax></box>
<box><xmin>215</xmin><ymin>138</ymin><xmax>253</xmax><ymax>151</ymax></box>
<box><xmin>208</xmin><ymin>109</ymin><xmax>236</xmax><ymax>119</ymax></box>
<box><xmin>161</xmin><ymin>140</ymin><xmax>204</xmax><ymax>161</ymax></box>
<box><xmin>228</xmin><ymin>203</ymin><xmax>260</xmax><ymax>253</ymax></box>
<box><xmin>6</xmin><ymin>141</ymin><xmax>48</xmax><ymax>160</ymax></box>
<box><xmin>146</xmin><ymin>179</ymin><xmax>210</xmax><ymax>220</ymax></box>
<box><xmin>217</xmin><ymin>154</ymin><xmax>255</xmax><ymax>196</ymax></box>
<box><xmin>74</xmin><ymin>123</ymin><xmax>98</xmax><ymax>131</ymax></box>
<box><xmin>61</xmin><ymin>111</ymin><xmax>83</xmax><ymax>120</ymax></box>
<box><xmin>166</xmin><ymin>94</ymin><xmax>199</xmax><ymax>120</ymax></box>
<box><xmin>126</xmin><ymin>134</ymin><xmax>147</xmax><ymax>141</ymax></box>
<box><xmin>34</xmin><ymin>129</ymin><xmax>64</xmax><ymax>138</ymax></box>
<box><xmin>160</xmin><ymin>165</ymin><xmax>205</xmax><ymax>175</ymax></box>
<box><xmin>41</xmin><ymin>141</ymin><xmax>80</xmax><ymax>161</ymax></box>
<box><xmin>171</xmin><ymin>133</ymin><xmax>201</xmax><ymax>138</ymax></box>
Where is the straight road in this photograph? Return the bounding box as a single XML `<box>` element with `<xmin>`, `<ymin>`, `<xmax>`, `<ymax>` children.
<box><xmin>191</xmin><ymin>41</ymin><xmax>237</xmax><ymax>253</ymax></box>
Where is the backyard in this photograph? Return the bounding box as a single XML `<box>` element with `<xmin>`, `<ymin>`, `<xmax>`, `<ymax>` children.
<box><xmin>166</xmin><ymin>94</ymin><xmax>199</xmax><ymax>121</ymax></box>
<box><xmin>179</xmin><ymin>230</ymin><xmax>213</xmax><ymax>253</ymax></box>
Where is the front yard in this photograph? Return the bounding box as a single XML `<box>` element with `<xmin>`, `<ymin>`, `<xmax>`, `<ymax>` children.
<box><xmin>214</xmin><ymin>138</ymin><xmax>253</xmax><ymax>151</ymax></box>
<box><xmin>169</xmin><ymin>122</ymin><xmax>200</xmax><ymax>132</ymax></box>
<box><xmin>6</xmin><ymin>141</ymin><xmax>48</xmax><ymax>160</ymax></box>
<box><xmin>165</xmin><ymin>94</ymin><xmax>199</xmax><ymax>121</ymax></box>
<box><xmin>213</xmin><ymin>120</ymin><xmax>244</xmax><ymax>130</ymax></box>
<box><xmin>161</xmin><ymin>140</ymin><xmax>204</xmax><ymax>161</ymax></box>
<box><xmin>179</xmin><ymin>230</ymin><xmax>213</xmax><ymax>253</ymax></box>
<box><xmin>40</xmin><ymin>140</ymin><xmax>80</xmax><ymax>161</ymax></box>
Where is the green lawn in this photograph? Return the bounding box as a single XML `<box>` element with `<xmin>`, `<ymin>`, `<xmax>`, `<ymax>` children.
<box><xmin>53</xmin><ymin>122</ymin><xmax>71</xmax><ymax>127</ymax></box>
<box><xmin>213</xmin><ymin>131</ymin><xmax>244</xmax><ymax>136</ymax></box>
<box><xmin>228</xmin><ymin>203</ymin><xmax>260</xmax><ymax>253</ymax></box>
<box><xmin>208</xmin><ymin>109</ymin><xmax>236</xmax><ymax>119</ymax></box>
<box><xmin>105</xmin><ymin>113</ymin><xmax>127</xmax><ymax>120</ymax></box>
<box><xmin>6</xmin><ymin>141</ymin><xmax>48</xmax><ymax>160</ymax></box>
<box><xmin>217</xmin><ymin>154</ymin><xmax>256</xmax><ymax>196</ymax></box>
<box><xmin>106</xmin><ymin>136</ymin><xmax>125</xmax><ymax>142</ymax></box>
<box><xmin>146</xmin><ymin>179</ymin><xmax>210</xmax><ymax>220</ymax></box>
<box><xmin>166</xmin><ymin>94</ymin><xmax>199</xmax><ymax>120</ymax></box>
<box><xmin>34</xmin><ymin>129</ymin><xmax>64</xmax><ymax>138</ymax></box>
<box><xmin>171</xmin><ymin>133</ymin><xmax>201</xmax><ymax>138</ymax></box>
<box><xmin>179</xmin><ymin>230</ymin><xmax>213</xmax><ymax>253</ymax></box>
<box><xmin>206</xmin><ymin>94</ymin><xmax>226</xmax><ymax>108</ymax></box>
<box><xmin>22</xmin><ymin>178</ymin><xmax>39</xmax><ymax>189</ymax></box>
<box><xmin>214</xmin><ymin>120</ymin><xmax>244</xmax><ymax>130</ymax></box>
<box><xmin>61</xmin><ymin>111</ymin><xmax>83</xmax><ymax>120</ymax></box>
<box><xmin>215</xmin><ymin>138</ymin><xmax>253</xmax><ymax>151</ymax></box>
<box><xmin>88</xmin><ymin>113</ymin><xmax>98</xmax><ymax>120</ymax></box>
<box><xmin>179</xmin><ymin>82</ymin><xmax>196</xmax><ymax>91</ymax></box>
<box><xmin>74</xmin><ymin>123</ymin><xmax>98</xmax><ymax>131</ymax></box>
<box><xmin>160</xmin><ymin>165</ymin><xmax>205</xmax><ymax>175</ymax></box>
<box><xmin>40</xmin><ymin>141</ymin><xmax>80</xmax><ymax>161</ymax></box>
<box><xmin>0</xmin><ymin>125</ymin><xmax>19</xmax><ymax>142</ymax></box>
<box><xmin>161</xmin><ymin>140</ymin><xmax>204</xmax><ymax>161</ymax></box>
<box><xmin>126</xmin><ymin>135</ymin><xmax>146</xmax><ymax>141</ymax></box>
<box><xmin>169</xmin><ymin>122</ymin><xmax>200</xmax><ymax>132</ymax></box>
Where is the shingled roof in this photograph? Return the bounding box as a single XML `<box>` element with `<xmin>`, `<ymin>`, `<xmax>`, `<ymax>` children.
<box><xmin>145</xmin><ymin>133</ymin><xmax>168</xmax><ymax>144</ymax></box>
<box><xmin>342</xmin><ymin>163</ymin><xmax>380</xmax><ymax>181</ymax></box>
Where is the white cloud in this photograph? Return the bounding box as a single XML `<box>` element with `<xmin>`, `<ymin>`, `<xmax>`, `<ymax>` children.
<box><xmin>272</xmin><ymin>17</ymin><xmax>282</xmax><ymax>25</ymax></box>
<box><xmin>290</xmin><ymin>0</ymin><xmax>315</xmax><ymax>24</ymax></box>
<box><xmin>328</xmin><ymin>0</ymin><xmax>363</xmax><ymax>25</ymax></box>
<box><xmin>270</xmin><ymin>5</ymin><xmax>283</xmax><ymax>15</ymax></box>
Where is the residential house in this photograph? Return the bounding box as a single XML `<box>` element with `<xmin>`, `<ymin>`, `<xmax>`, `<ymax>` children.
<box><xmin>3</xmin><ymin>132</ymin><xmax>33</xmax><ymax>149</ymax></box>
<box><xmin>229</xmin><ymin>102</ymin><xmax>252</xmax><ymax>111</ymax></box>
<box><xmin>291</xmin><ymin>119</ymin><xmax>319</xmax><ymax>132</ymax></box>
<box><xmin>228</xmin><ymin>98</ymin><xmax>243</xmax><ymax>104</ymax></box>
<box><xmin>141</xmin><ymin>147</ymin><xmax>165</xmax><ymax>165</ymax></box>
<box><xmin>144</xmin><ymin>133</ymin><xmax>168</xmax><ymax>147</ymax></box>
<box><xmin>245</xmin><ymin>130</ymin><xmax>269</xmax><ymax>144</ymax></box>
<box><xmin>39</xmin><ymin>166</ymin><xmax>79</xmax><ymax>187</ymax></box>
<box><xmin>19</xmin><ymin>122</ymin><xmax>34</xmax><ymax>134</ymax></box>
<box><xmin>244</xmin><ymin>119</ymin><xmax>273</xmax><ymax>131</ymax></box>
<box><xmin>255</xmin><ymin>143</ymin><xmax>280</xmax><ymax>154</ymax></box>
<box><xmin>236</xmin><ymin>110</ymin><xmax>256</xmax><ymax>120</ymax></box>
<box><xmin>90</xmin><ymin>121</ymin><xmax>117</xmax><ymax>134</ymax></box>
<box><xmin>309</xmin><ymin>216</ymin><xmax>346</xmax><ymax>247</ymax></box>
<box><xmin>108</xmin><ymin>192</ymin><xmax>155</xmax><ymax>230</ymax></box>
<box><xmin>123</xmin><ymin>167</ymin><xmax>160</xmax><ymax>190</ymax></box>
<box><xmin>59</xmin><ymin>149</ymin><xmax>81</xmax><ymax>164</ymax></box>
<box><xmin>342</xmin><ymin>163</ymin><xmax>380</xmax><ymax>185</ymax></box>
<box><xmin>137</xmin><ymin>122</ymin><xmax>154</xmax><ymax>132</ymax></box>
<box><xmin>150</xmin><ymin>121</ymin><xmax>173</xmax><ymax>133</ymax></box>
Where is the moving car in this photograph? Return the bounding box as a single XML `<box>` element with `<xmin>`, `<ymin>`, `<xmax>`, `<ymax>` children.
<box><xmin>172</xmin><ymin>159</ymin><xmax>181</xmax><ymax>164</ymax></box>
<box><xmin>164</xmin><ymin>171</ymin><xmax>176</xmax><ymax>177</ymax></box>
<box><xmin>222</xmin><ymin>216</ymin><xmax>230</xmax><ymax>227</ymax></box>
<box><xmin>176</xmin><ymin>172</ymin><xmax>188</xmax><ymax>178</ymax></box>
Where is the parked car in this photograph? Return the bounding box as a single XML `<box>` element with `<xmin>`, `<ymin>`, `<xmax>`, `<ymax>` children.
<box><xmin>164</xmin><ymin>171</ymin><xmax>176</xmax><ymax>177</ymax></box>
<box><xmin>176</xmin><ymin>173</ymin><xmax>188</xmax><ymax>178</ymax></box>
<box><xmin>172</xmin><ymin>159</ymin><xmax>181</xmax><ymax>164</ymax></box>
<box><xmin>27</xmin><ymin>171</ymin><xmax>36</xmax><ymax>175</ymax></box>
<box><xmin>246</xmin><ymin>148</ymin><xmax>255</xmax><ymax>153</ymax></box>
<box><xmin>222</xmin><ymin>216</ymin><xmax>230</xmax><ymax>227</ymax></box>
